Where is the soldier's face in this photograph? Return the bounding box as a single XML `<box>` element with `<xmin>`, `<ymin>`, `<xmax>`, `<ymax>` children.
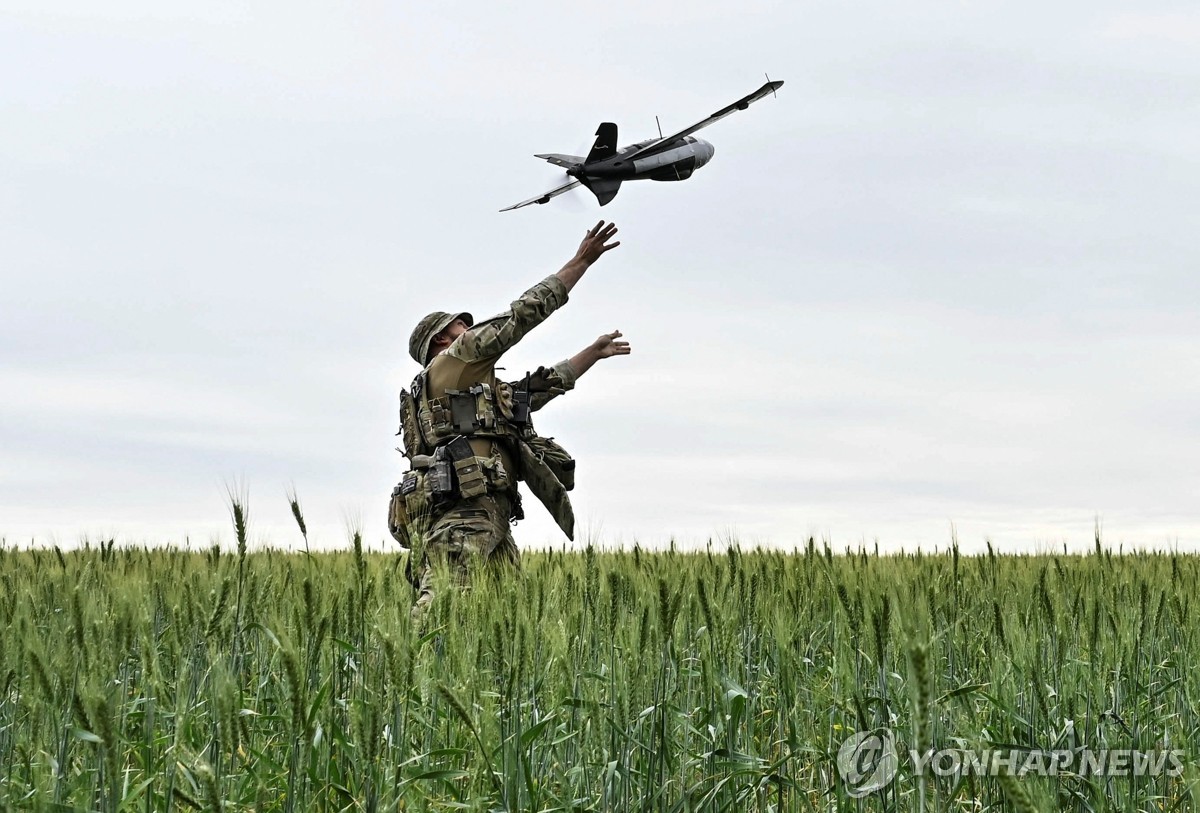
<box><xmin>431</xmin><ymin>319</ymin><xmax>470</xmax><ymax>354</ymax></box>
<box><xmin>440</xmin><ymin>319</ymin><xmax>469</xmax><ymax>341</ymax></box>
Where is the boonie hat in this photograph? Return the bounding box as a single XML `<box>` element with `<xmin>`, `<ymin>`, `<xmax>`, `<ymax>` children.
<box><xmin>408</xmin><ymin>311</ymin><xmax>474</xmax><ymax>365</ymax></box>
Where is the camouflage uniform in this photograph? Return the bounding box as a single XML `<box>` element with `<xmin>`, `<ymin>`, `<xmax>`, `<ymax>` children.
<box><xmin>399</xmin><ymin>275</ymin><xmax>579</xmax><ymax>621</ymax></box>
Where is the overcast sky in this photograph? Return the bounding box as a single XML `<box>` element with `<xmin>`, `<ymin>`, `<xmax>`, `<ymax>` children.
<box><xmin>3</xmin><ymin>1</ymin><xmax>1198</xmax><ymax>553</ymax></box>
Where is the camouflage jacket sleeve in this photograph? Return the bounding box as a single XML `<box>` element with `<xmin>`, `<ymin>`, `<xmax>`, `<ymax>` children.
<box><xmin>507</xmin><ymin>359</ymin><xmax>577</xmax><ymax>412</ymax></box>
<box><xmin>445</xmin><ymin>275</ymin><xmax>569</xmax><ymax>364</ymax></box>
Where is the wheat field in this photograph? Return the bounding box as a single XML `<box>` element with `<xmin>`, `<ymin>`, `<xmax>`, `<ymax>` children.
<box><xmin>1</xmin><ymin>511</ymin><xmax>1198</xmax><ymax>811</ymax></box>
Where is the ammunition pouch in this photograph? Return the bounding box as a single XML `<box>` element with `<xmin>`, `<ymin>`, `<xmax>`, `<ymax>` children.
<box><xmin>440</xmin><ymin>436</ymin><xmax>486</xmax><ymax>499</ymax></box>
<box><xmin>448</xmin><ymin>384</ymin><xmax>498</xmax><ymax>432</ymax></box>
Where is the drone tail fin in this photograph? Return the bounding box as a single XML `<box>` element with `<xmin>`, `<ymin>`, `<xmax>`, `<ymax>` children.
<box><xmin>579</xmin><ymin>177</ymin><xmax>622</xmax><ymax>207</ymax></box>
<box><xmin>584</xmin><ymin>122</ymin><xmax>618</xmax><ymax>164</ymax></box>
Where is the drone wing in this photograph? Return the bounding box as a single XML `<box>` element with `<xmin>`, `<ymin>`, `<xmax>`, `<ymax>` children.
<box><xmin>623</xmin><ymin>80</ymin><xmax>783</xmax><ymax>161</ymax></box>
<box><xmin>499</xmin><ymin>178</ymin><xmax>584</xmax><ymax>212</ymax></box>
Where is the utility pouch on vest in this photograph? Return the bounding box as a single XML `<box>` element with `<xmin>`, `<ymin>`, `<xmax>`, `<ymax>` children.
<box><xmin>420</xmin><ymin>400</ymin><xmax>453</xmax><ymax>443</ymax></box>
<box><xmin>390</xmin><ymin>469</ymin><xmax>433</xmax><ymax>548</ymax></box>
<box><xmin>525</xmin><ymin>434</ymin><xmax>576</xmax><ymax>491</ymax></box>
<box><xmin>442</xmin><ymin>436</ymin><xmax>488</xmax><ymax>500</ymax></box>
<box><xmin>480</xmin><ymin>454</ymin><xmax>512</xmax><ymax>493</ymax></box>
<box><xmin>397</xmin><ymin>387</ymin><xmax>424</xmax><ymax>458</ymax></box>
<box><xmin>454</xmin><ymin>460</ymin><xmax>487</xmax><ymax>499</ymax></box>
<box><xmin>427</xmin><ymin>446</ymin><xmax>456</xmax><ymax>501</ymax></box>
<box><xmin>400</xmin><ymin>470</ymin><xmax>431</xmax><ymax>521</ymax></box>
<box><xmin>387</xmin><ymin>480</ymin><xmax>411</xmax><ymax>547</ymax></box>
<box><xmin>473</xmin><ymin>384</ymin><xmax>496</xmax><ymax>430</ymax></box>
<box><xmin>510</xmin><ymin>371</ymin><xmax>532</xmax><ymax>426</ymax></box>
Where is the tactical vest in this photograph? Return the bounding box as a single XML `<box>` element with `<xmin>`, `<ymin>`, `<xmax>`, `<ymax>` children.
<box><xmin>399</xmin><ymin>370</ymin><xmax>528</xmax><ymax>460</ymax></box>
<box><xmin>392</xmin><ymin>368</ymin><xmax>578</xmax><ymax>542</ymax></box>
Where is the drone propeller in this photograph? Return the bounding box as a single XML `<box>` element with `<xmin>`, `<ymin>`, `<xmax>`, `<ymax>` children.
<box><xmin>539</xmin><ymin>168</ymin><xmax>587</xmax><ymax>212</ymax></box>
<box><xmin>537</xmin><ymin>134</ymin><xmax>594</xmax><ymax>211</ymax></box>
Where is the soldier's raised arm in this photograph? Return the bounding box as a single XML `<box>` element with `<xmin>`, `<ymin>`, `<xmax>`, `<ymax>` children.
<box><xmin>446</xmin><ymin>221</ymin><xmax>620</xmax><ymax>365</ymax></box>
<box><xmin>555</xmin><ymin>221</ymin><xmax>620</xmax><ymax>292</ymax></box>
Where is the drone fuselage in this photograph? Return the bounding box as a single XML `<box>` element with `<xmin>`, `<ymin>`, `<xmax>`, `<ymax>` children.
<box><xmin>573</xmin><ymin>136</ymin><xmax>715</xmax><ymax>183</ymax></box>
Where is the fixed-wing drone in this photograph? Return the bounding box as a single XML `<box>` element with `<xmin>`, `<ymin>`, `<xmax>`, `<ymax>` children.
<box><xmin>500</xmin><ymin>79</ymin><xmax>784</xmax><ymax>212</ymax></box>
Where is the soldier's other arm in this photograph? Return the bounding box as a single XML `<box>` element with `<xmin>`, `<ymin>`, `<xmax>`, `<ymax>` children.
<box><xmin>508</xmin><ymin>331</ymin><xmax>630</xmax><ymax>410</ymax></box>
<box><xmin>506</xmin><ymin>360</ymin><xmax>577</xmax><ymax>412</ymax></box>
<box><xmin>447</xmin><ymin>222</ymin><xmax>621</xmax><ymax>365</ymax></box>
<box><xmin>568</xmin><ymin>330</ymin><xmax>631</xmax><ymax>378</ymax></box>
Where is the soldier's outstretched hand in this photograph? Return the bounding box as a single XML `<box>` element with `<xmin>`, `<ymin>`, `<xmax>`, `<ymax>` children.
<box><xmin>591</xmin><ymin>330</ymin><xmax>631</xmax><ymax>359</ymax></box>
<box><xmin>573</xmin><ymin>221</ymin><xmax>620</xmax><ymax>266</ymax></box>
<box><xmin>557</xmin><ymin>221</ymin><xmax>621</xmax><ymax>292</ymax></box>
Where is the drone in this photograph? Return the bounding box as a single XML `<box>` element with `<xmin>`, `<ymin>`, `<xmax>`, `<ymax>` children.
<box><xmin>500</xmin><ymin>79</ymin><xmax>784</xmax><ymax>212</ymax></box>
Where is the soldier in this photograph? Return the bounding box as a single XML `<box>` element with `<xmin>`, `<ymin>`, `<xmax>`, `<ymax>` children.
<box><xmin>391</xmin><ymin>221</ymin><xmax>627</xmax><ymax>622</ymax></box>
